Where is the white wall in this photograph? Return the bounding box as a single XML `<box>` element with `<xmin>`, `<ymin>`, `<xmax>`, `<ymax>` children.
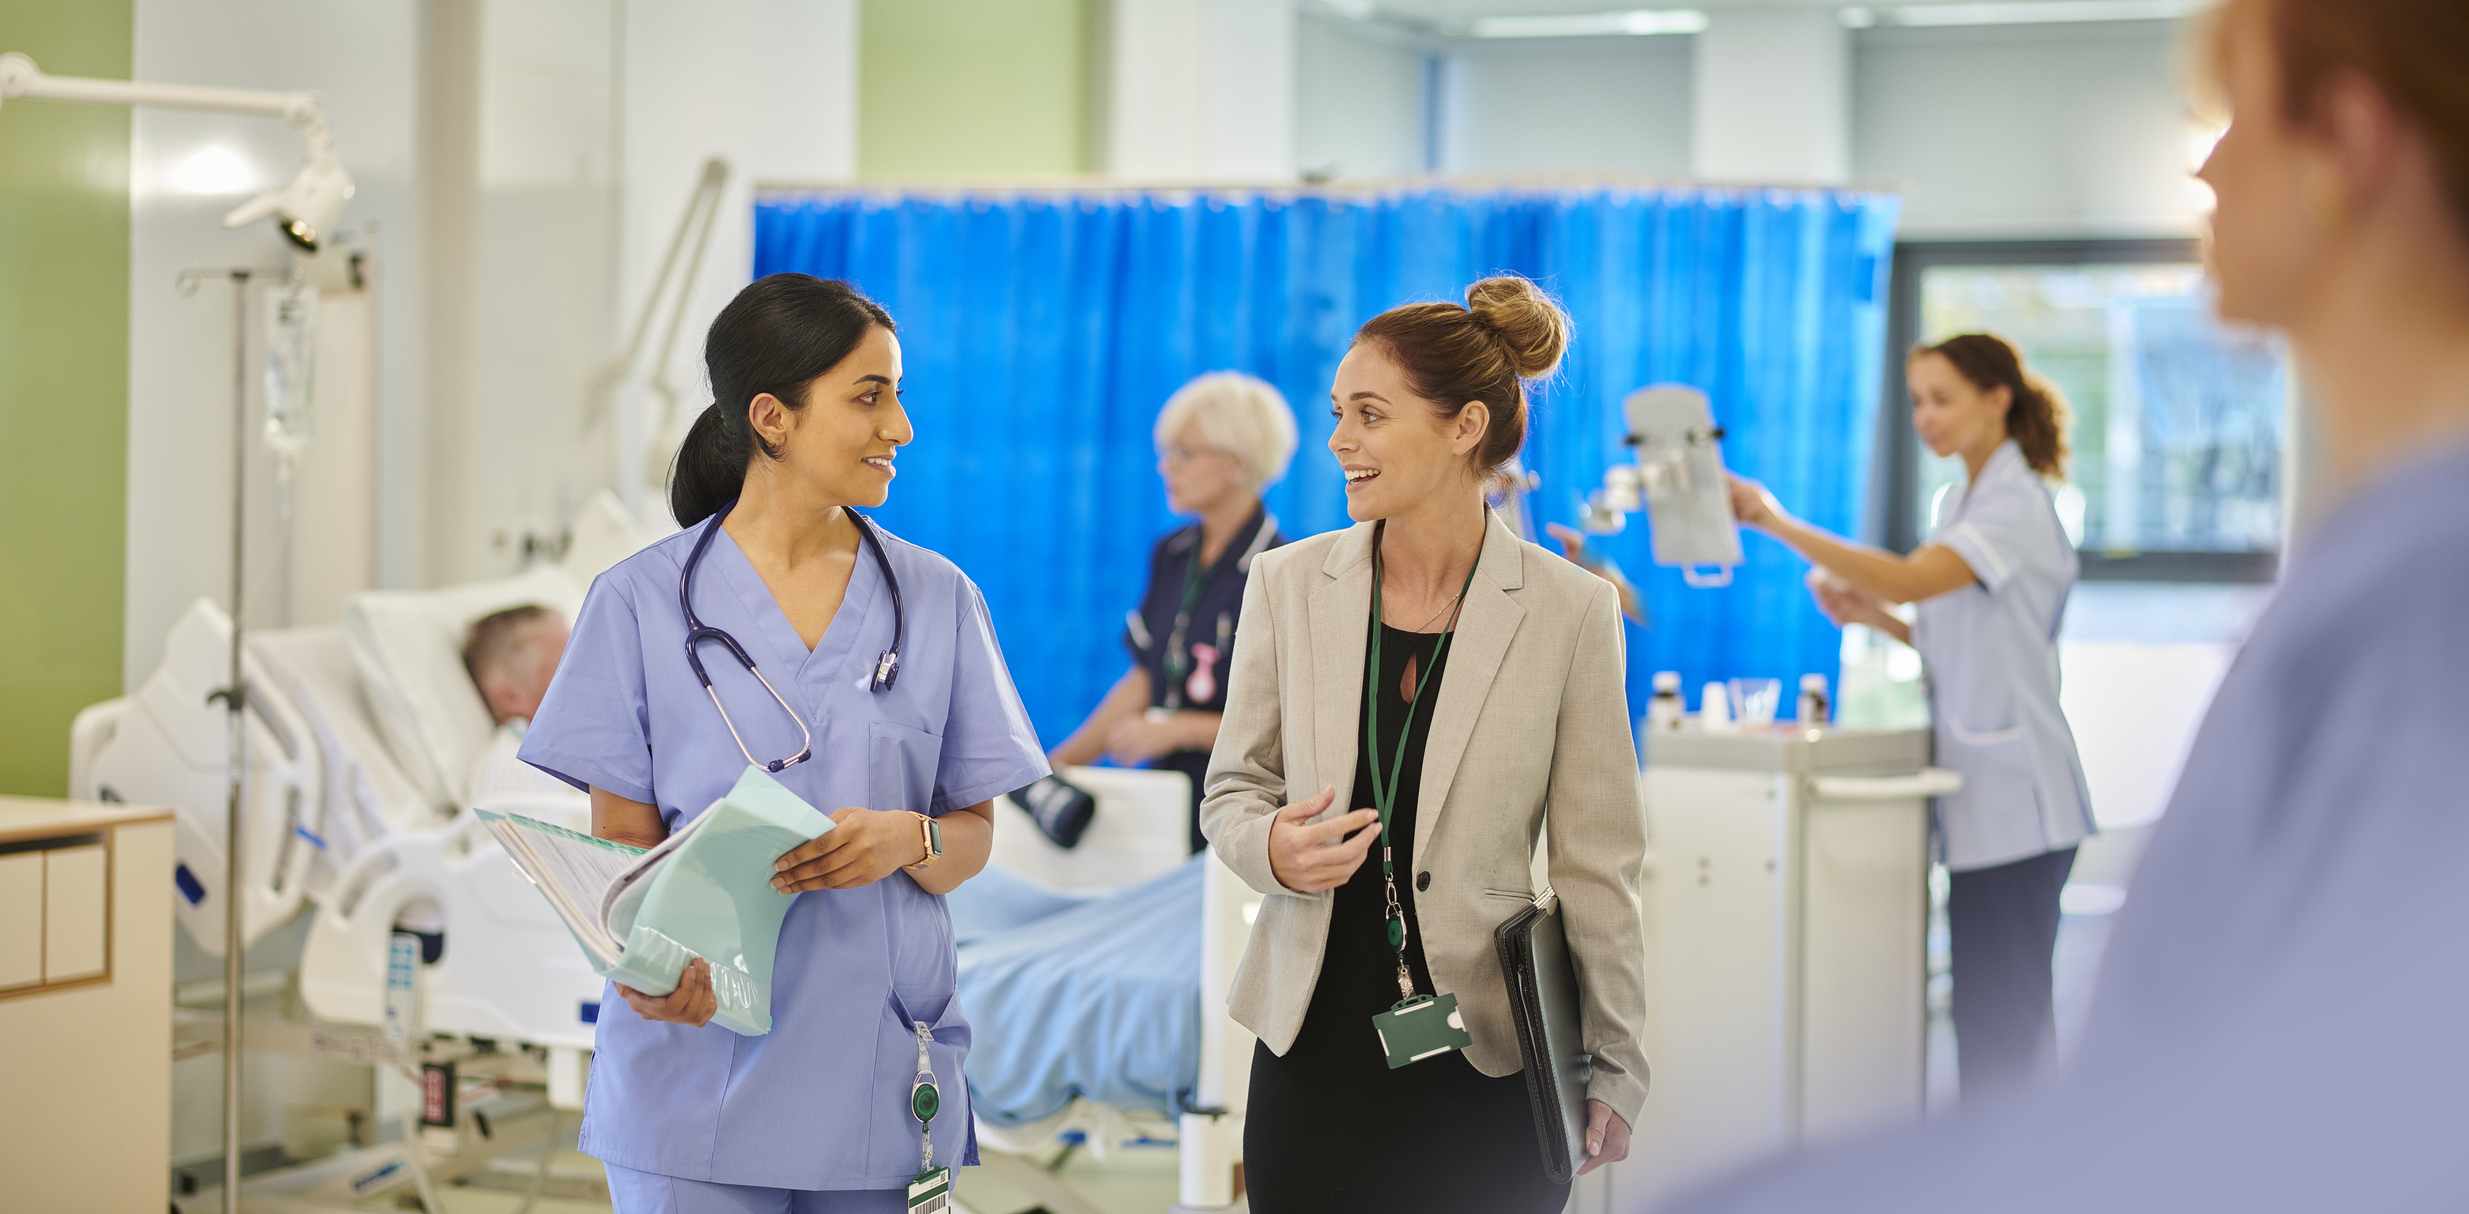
<box><xmin>1852</xmin><ymin>21</ymin><xmax>2208</xmax><ymax>238</ymax></box>
<box><xmin>121</xmin><ymin>0</ymin><xmax>861</xmax><ymax>681</ymax></box>
<box><xmin>1694</xmin><ymin>6</ymin><xmax>1847</xmax><ymax>182</ymax></box>
<box><xmin>438</xmin><ymin>0</ymin><xmax>622</xmax><ymax>586</ymax></box>
<box><xmin>127</xmin><ymin>0</ymin><xmax>424</xmax><ymax>679</ymax></box>
<box><xmin>1443</xmin><ymin>35</ymin><xmax>1693</xmax><ymax>176</ymax></box>
<box><xmin>1294</xmin><ymin>12</ymin><xmax>1425</xmax><ymax>180</ymax></box>
<box><xmin>1108</xmin><ymin>0</ymin><xmax>1297</xmax><ymax>179</ymax></box>
<box><xmin>1291</xmin><ymin>13</ymin><xmax>2202</xmax><ymax>231</ymax></box>
<box><xmin>614</xmin><ymin>0</ymin><xmax>858</xmax><ymax>526</ymax></box>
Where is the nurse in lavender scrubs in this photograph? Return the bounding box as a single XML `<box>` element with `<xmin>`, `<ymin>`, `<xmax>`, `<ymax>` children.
<box><xmin>519</xmin><ymin>274</ymin><xmax>1049</xmax><ymax>1213</ymax></box>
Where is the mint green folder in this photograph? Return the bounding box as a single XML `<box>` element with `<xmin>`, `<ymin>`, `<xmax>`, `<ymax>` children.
<box><xmin>478</xmin><ymin>766</ymin><xmax>833</xmax><ymax>1035</ymax></box>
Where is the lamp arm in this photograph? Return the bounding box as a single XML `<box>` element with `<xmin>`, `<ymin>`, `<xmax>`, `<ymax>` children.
<box><xmin>1</xmin><ymin>51</ymin><xmax>319</xmax><ymax>127</ymax></box>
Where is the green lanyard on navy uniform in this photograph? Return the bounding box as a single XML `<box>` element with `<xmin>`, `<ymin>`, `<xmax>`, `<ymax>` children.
<box><xmin>1161</xmin><ymin>528</ymin><xmax>1224</xmax><ymax>709</ymax></box>
<box><xmin>906</xmin><ymin>1021</ymin><xmax>949</xmax><ymax>1212</ymax></box>
<box><xmin>1365</xmin><ymin>527</ymin><xmax>1481</xmax><ymax>1001</ymax></box>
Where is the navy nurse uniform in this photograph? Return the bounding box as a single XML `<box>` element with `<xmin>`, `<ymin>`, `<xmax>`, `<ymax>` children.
<box><xmin>1124</xmin><ymin>504</ymin><xmax>1286</xmax><ymax>852</ymax></box>
<box><xmin>519</xmin><ymin>517</ymin><xmax>1047</xmax><ymax>1202</ymax></box>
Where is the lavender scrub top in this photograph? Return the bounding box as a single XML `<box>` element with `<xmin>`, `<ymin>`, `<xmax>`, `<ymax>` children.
<box><xmin>520</xmin><ymin>514</ymin><xmax>1048</xmax><ymax>1191</ymax></box>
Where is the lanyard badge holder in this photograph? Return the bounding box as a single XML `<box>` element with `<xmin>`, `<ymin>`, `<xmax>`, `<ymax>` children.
<box><xmin>907</xmin><ymin>1021</ymin><xmax>950</xmax><ymax>1213</ymax></box>
<box><xmin>1364</xmin><ymin>535</ymin><xmax>1481</xmax><ymax>1070</ymax></box>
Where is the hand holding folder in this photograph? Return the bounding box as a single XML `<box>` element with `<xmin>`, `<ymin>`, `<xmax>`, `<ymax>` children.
<box><xmin>478</xmin><ymin>766</ymin><xmax>833</xmax><ymax>1035</ymax></box>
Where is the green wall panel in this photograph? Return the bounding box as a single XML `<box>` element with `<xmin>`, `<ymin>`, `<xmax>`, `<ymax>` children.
<box><xmin>859</xmin><ymin>0</ymin><xmax>1091</xmax><ymax>177</ymax></box>
<box><xmin>0</xmin><ymin>1</ymin><xmax>132</xmax><ymax>796</ymax></box>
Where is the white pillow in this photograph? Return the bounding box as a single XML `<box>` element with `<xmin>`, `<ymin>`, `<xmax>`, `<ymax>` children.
<box><xmin>566</xmin><ymin>489</ymin><xmax>663</xmax><ymax>585</ymax></box>
<box><xmin>344</xmin><ymin>566</ymin><xmax>585</xmax><ymax>812</ymax></box>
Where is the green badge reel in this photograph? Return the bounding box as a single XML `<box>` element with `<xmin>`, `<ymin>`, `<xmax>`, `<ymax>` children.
<box><xmin>1361</xmin><ymin>532</ymin><xmax>1482</xmax><ymax>1070</ymax></box>
<box><xmin>907</xmin><ymin>1021</ymin><xmax>951</xmax><ymax>1214</ymax></box>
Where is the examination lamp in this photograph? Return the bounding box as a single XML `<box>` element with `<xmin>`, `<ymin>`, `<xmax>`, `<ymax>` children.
<box><xmin>0</xmin><ymin>52</ymin><xmax>354</xmax><ymax>250</ymax></box>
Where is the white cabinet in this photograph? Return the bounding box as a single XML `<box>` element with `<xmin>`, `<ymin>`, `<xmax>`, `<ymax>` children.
<box><xmin>1589</xmin><ymin>727</ymin><xmax>1950</xmax><ymax>1210</ymax></box>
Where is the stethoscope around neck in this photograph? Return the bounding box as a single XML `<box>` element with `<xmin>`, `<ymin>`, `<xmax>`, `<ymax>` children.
<box><xmin>679</xmin><ymin>496</ymin><xmax>906</xmax><ymax>773</ymax></box>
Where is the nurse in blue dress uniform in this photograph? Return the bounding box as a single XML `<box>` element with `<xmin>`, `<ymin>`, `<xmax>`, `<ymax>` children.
<box><xmin>1729</xmin><ymin>333</ymin><xmax>2094</xmax><ymax>1099</ymax></box>
<box><xmin>520</xmin><ymin>274</ymin><xmax>1048</xmax><ymax>1212</ymax></box>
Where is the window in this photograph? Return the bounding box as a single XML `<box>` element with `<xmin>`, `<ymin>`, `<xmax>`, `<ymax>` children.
<box><xmin>1872</xmin><ymin>240</ymin><xmax>2291</xmax><ymax>582</ymax></box>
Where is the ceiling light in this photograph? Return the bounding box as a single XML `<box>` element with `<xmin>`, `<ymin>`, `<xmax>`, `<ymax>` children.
<box><xmin>1864</xmin><ymin>0</ymin><xmax>2212</xmax><ymax>27</ymax></box>
<box><xmin>1468</xmin><ymin>9</ymin><xmax>1708</xmax><ymax>38</ymax></box>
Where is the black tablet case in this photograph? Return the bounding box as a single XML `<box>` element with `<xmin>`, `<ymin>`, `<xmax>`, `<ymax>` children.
<box><xmin>1494</xmin><ymin>889</ymin><xmax>1593</xmax><ymax>1185</ymax></box>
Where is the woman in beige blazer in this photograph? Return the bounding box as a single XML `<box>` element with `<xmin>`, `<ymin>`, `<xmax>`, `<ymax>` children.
<box><xmin>1200</xmin><ymin>276</ymin><xmax>1650</xmax><ymax>1212</ymax></box>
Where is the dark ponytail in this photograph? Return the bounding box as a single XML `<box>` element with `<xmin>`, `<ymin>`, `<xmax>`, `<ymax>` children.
<box><xmin>669</xmin><ymin>274</ymin><xmax>896</xmax><ymax>527</ymax></box>
<box><xmin>1914</xmin><ymin>332</ymin><xmax>2072</xmax><ymax>480</ymax></box>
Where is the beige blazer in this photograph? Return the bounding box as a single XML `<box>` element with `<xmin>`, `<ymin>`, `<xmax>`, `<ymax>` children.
<box><xmin>1199</xmin><ymin>510</ymin><xmax>1651</xmax><ymax>1126</ymax></box>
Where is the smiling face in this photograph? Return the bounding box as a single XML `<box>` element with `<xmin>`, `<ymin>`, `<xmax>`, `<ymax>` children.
<box><xmin>749</xmin><ymin>324</ymin><xmax>910</xmax><ymax>508</ymax></box>
<box><xmin>1328</xmin><ymin>340</ymin><xmax>1488</xmax><ymax>522</ymax></box>
<box><xmin>1158</xmin><ymin>417</ymin><xmax>1249</xmax><ymax>516</ymax></box>
<box><xmin>1907</xmin><ymin>351</ymin><xmax>2010</xmax><ymax>462</ymax></box>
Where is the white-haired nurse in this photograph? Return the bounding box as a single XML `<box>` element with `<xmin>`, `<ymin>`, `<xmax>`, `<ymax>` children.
<box><xmin>1048</xmin><ymin>372</ymin><xmax>1300</xmax><ymax>852</ymax></box>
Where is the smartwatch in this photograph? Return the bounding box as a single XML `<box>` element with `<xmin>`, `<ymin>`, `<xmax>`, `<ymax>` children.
<box><xmin>906</xmin><ymin>812</ymin><xmax>942</xmax><ymax>870</ymax></box>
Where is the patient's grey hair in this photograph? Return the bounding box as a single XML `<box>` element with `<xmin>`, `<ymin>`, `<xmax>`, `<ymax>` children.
<box><xmin>463</xmin><ymin>605</ymin><xmax>558</xmax><ymax>691</ymax></box>
<box><xmin>1153</xmin><ymin>371</ymin><xmax>1299</xmax><ymax>492</ymax></box>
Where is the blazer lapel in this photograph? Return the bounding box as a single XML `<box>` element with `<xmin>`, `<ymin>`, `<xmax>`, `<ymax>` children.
<box><xmin>1307</xmin><ymin>524</ymin><xmax>1378</xmax><ymax>810</ymax></box>
<box><xmin>1410</xmin><ymin>512</ymin><xmax>1526</xmax><ymax>872</ymax></box>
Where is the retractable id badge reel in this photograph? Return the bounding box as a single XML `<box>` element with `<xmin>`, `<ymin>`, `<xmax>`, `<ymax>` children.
<box><xmin>1580</xmin><ymin>385</ymin><xmax>1744</xmax><ymax>587</ymax></box>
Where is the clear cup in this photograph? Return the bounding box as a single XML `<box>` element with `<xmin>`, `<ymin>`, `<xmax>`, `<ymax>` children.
<box><xmin>1726</xmin><ymin>677</ymin><xmax>1782</xmax><ymax>729</ymax></box>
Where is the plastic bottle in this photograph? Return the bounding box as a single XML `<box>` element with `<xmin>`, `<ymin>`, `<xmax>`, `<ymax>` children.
<box><xmin>1646</xmin><ymin>671</ymin><xmax>1685</xmax><ymax>732</ymax></box>
<box><xmin>1700</xmin><ymin>682</ymin><xmax>1735</xmax><ymax>732</ymax></box>
<box><xmin>1797</xmin><ymin>673</ymin><xmax>1831</xmax><ymax>728</ymax></box>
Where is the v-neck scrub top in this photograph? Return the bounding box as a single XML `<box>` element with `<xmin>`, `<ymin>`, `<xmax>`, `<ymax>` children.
<box><xmin>1911</xmin><ymin>440</ymin><xmax>2096</xmax><ymax>871</ymax></box>
<box><xmin>519</xmin><ymin>518</ymin><xmax>1049</xmax><ymax>1190</ymax></box>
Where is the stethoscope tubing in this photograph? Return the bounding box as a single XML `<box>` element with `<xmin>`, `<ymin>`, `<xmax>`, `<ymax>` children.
<box><xmin>679</xmin><ymin>497</ymin><xmax>907</xmax><ymax>772</ymax></box>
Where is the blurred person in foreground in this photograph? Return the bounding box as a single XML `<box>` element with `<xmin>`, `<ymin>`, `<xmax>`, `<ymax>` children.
<box><xmin>1662</xmin><ymin>0</ymin><xmax>2469</xmax><ymax>1209</ymax></box>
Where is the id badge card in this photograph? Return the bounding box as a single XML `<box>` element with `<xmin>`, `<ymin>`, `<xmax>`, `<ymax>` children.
<box><xmin>1372</xmin><ymin>992</ymin><xmax>1473</xmax><ymax>1069</ymax></box>
<box><xmin>907</xmin><ymin>1167</ymin><xmax>951</xmax><ymax>1214</ymax></box>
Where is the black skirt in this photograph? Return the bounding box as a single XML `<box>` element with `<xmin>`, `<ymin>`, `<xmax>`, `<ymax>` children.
<box><xmin>1243</xmin><ymin>623</ymin><xmax>1566</xmax><ymax>1214</ymax></box>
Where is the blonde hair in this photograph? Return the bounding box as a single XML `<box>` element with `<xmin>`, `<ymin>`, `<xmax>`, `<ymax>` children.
<box><xmin>1152</xmin><ymin>371</ymin><xmax>1300</xmax><ymax>491</ymax></box>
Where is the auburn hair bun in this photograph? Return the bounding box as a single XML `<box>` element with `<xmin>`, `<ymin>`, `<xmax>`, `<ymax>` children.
<box><xmin>1464</xmin><ymin>275</ymin><xmax>1569</xmax><ymax>380</ymax></box>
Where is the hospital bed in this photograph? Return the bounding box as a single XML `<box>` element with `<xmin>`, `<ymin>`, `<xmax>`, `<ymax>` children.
<box><xmin>974</xmin><ymin>768</ymin><xmax>1261</xmax><ymax>1214</ymax></box>
<box><xmin>70</xmin><ymin>496</ymin><xmax>1258</xmax><ymax>1212</ymax></box>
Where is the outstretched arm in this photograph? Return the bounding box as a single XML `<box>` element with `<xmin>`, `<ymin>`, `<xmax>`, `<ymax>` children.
<box><xmin>1729</xmin><ymin>475</ymin><xmax>1975</xmax><ymax>605</ymax></box>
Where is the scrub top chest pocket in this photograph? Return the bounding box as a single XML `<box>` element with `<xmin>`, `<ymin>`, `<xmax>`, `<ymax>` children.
<box><xmin>870</xmin><ymin>720</ymin><xmax>946</xmax><ymax>817</ymax></box>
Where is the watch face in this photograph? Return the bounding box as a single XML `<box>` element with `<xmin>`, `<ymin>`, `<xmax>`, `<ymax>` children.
<box><xmin>927</xmin><ymin>819</ymin><xmax>942</xmax><ymax>855</ymax></box>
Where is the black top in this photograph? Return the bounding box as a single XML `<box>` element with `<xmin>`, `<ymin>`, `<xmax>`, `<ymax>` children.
<box><xmin>1243</xmin><ymin>617</ymin><xmax>1570</xmax><ymax>1213</ymax></box>
<box><xmin>1306</xmin><ymin>620</ymin><xmax>1451</xmax><ymax>1048</ymax></box>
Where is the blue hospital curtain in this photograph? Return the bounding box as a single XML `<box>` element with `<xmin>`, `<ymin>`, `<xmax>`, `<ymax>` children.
<box><xmin>755</xmin><ymin>187</ymin><xmax>1900</xmax><ymax>748</ymax></box>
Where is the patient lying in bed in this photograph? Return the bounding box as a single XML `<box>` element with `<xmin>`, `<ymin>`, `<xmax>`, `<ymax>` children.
<box><xmin>461</xmin><ymin>605</ymin><xmax>573</xmax><ymax>803</ymax></box>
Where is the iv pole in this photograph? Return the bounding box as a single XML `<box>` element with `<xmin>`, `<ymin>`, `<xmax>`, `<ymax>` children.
<box><xmin>3</xmin><ymin>53</ymin><xmax>354</xmax><ymax>1214</ymax></box>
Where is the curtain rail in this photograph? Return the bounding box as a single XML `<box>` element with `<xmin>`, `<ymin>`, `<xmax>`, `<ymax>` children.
<box><xmin>751</xmin><ymin>172</ymin><xmax>1908</xmax><ymax>199</ymax></box>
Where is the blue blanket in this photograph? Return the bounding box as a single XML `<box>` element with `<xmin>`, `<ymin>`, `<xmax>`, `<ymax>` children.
<box><xmin>952</xmin><ymin>859</ymin><xmax>1203</xmax><ymax>1127</ymax></box>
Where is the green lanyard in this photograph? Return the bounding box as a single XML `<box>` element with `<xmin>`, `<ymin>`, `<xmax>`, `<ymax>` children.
<box><xmin>1364</xmin><ymin>529</ymin><xmax>1480</xmax><ymax>1001</ymax></box>
<box><xmin>1161</xmin><ymin>527</ymin><xmax>1229</xmax><ymax>705</ymax></box>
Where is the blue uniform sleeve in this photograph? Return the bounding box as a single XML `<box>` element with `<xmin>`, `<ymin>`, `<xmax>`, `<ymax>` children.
<box><xmin>518</xmin><ymin>575</ymin><xmax>656</xmax><ymax>803</ymax></box>
<box><xmin>1938</xmin><ymin>478</ymin><xmax>2058</xmax><ymax>595</ymax></box>
<box><xmin>932</xmin><ymin>580</ymin><xmax>1051</xmax><ymax>815</ymax></box>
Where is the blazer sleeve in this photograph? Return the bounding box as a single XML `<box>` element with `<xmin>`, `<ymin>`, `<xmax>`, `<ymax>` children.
<box><xmin>1199</xmin><ymin>558</ymin><xmax>1303</xmax><ymax>897</ymax></box>
<box><xmin>1546</xmin><ymin>577</ymin><xmax>1653</xmax><ymax>1127</ymax></box>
